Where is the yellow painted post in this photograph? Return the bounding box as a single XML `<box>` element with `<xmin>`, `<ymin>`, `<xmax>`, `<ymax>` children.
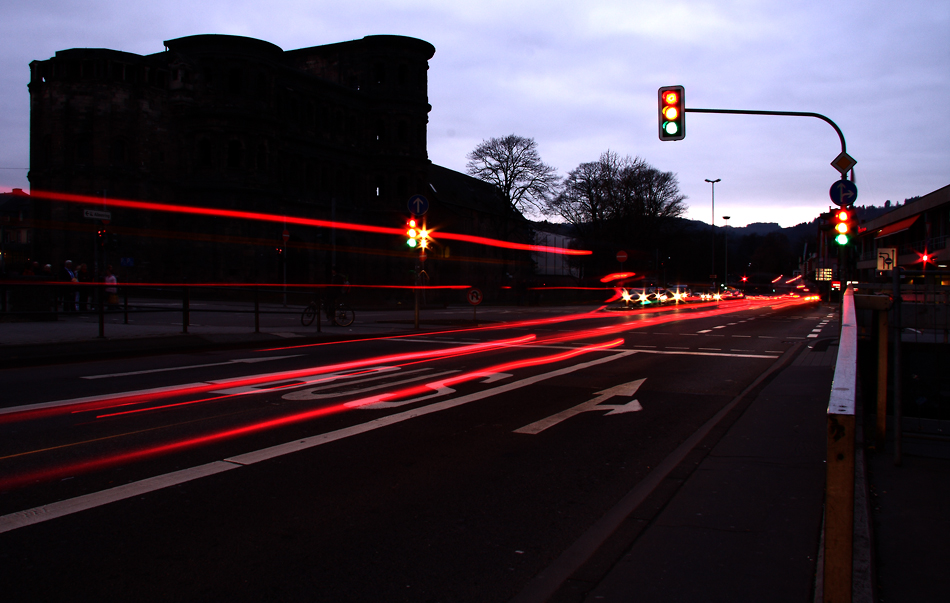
<box><xmin>825</xmin><ymin>286</ymin><xmax>858</xmax><ymax>603</ymax></box>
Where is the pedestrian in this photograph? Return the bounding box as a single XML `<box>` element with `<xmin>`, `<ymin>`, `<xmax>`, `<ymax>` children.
<box><xmin>104</xmin><ymin>265</ymin><xmax>119</xmax><ymax>310</ymax></box>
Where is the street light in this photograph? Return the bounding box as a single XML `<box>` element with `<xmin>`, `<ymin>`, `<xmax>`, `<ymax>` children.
<box><xmin>723</xmin><ymin>216</ymin><xmax>730</xmax><ymax>289</ymax></box>
<box><xmin>705</xmin><ymin>179</ymin><xmax>720</xmax><ymax>290</ymax></box>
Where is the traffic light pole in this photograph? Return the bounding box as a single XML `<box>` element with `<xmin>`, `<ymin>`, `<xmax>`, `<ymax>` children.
<box><xmin>685</xmin><ymin>108</ymin><xmax>848</xmax><ymax>159</ymax></box>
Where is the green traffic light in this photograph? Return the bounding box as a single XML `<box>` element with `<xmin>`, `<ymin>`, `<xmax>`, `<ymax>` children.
<box><xmin>663</xmin><ymin>121</ymin><xmax>679</xmax><ymax>135</ymax></box>
<box><xmin>407</xmin><ymin>238</ymin><xmax>417</xmax><ymax>248</ymax></box>
<box><xmin>835</xmin><ymin>234</ymin><xmax>849</xmax><ymax>245</ymax></box>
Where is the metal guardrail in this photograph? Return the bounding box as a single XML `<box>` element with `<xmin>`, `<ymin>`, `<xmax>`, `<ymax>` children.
<box><xmin>825</xmin><ymin>286</ymin><xmax>857</xmax><ymax>603</ymax></box>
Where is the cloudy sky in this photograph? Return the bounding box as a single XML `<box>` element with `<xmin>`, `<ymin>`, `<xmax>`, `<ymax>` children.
<box><xmin>1</xmin><ymin>0</ymin><xmax>947</xmax><ymax>227</ymax></box>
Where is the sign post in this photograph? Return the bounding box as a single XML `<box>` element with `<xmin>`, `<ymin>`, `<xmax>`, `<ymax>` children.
<box><xmin>467</xmin><ymin>287</ymin><xmax>482</xmax><ymax>322</ymax></box>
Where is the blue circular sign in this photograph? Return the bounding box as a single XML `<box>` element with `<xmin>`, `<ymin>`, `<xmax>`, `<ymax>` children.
<box><xmin>830</xmin><ymin>179</ymin><xmax>858</xmax><ymax>207</ymax></box>
<box><xmin>408</xmin><ymin>194</ymin><xmax>429</xmax><ymax>216</ymax></box>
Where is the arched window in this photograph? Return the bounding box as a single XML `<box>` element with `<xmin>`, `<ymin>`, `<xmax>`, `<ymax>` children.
<box><xmin>227</xmin><ymin>140</ymin><xmax>243</xmax><ymax>170</ymax></box>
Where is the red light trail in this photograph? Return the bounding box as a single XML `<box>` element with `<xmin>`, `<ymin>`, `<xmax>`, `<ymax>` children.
<box><xmin>0</xmin><ymin>338</ymin><xmax>623</xmax><ymax>491</ymax></box>
<box><xmin>29</xmin><ymin>189</ymin><xmax>592</xmax><ymax>256</ymax></box>
<box><xmin>0</xmin><ymin>295</ymin><xmax>817</xmax><ymax>491</ymax></box>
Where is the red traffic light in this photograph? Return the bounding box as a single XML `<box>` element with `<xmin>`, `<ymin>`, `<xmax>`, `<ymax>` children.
<box><xmin>658</xmin><ymin>86</ymin><xmax>685</xmax><ymax>141</ymax></box>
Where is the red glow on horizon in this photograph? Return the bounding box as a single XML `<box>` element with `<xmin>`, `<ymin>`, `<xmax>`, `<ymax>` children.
<box><xmin>29</xmin><ymin>189</ymin><xmax>591</xmax><ymax>256</ymax></box>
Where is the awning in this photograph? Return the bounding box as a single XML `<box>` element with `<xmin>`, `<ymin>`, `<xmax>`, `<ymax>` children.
<box><xmin>875</xmin><ymin>215</ymin><xmax>919</xmax><ymax>239</ymax></box>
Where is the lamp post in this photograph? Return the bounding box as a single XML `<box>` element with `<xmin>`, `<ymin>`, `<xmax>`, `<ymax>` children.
<box><xmin>705</xmin><ymin>179</ymin><xmax>720</xmax><ymax>290</ymax></box>
<box><xmin>722</xmin><ymin>216</ymin><xmax>730</xmax><ymax>290</ymax></box>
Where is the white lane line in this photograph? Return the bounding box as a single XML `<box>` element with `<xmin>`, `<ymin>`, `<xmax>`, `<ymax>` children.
<box><xmin>732</xmin><ymin>335</ymin><xmax>751</xmax><ymax>338</ymax></box>
<box><xmin>0</xmin><ymin>462</ymin><xmax>239</xmax><ymax>534</ymax></box>
<box><xmin>81</xmin><ymin>355</ymin><xmax>305</xmax><ymax>380</ymax></box>
<box><xmin>635</xmin><ymin>349</ymin><xmax>776</xmax><ymax>359</ymax></box>
<box><xmin>0</xmin><ymin>351</ymin><xmax>636</xmax><ymax>534</ymax></box>
<box><xmin>697</xmin><ymin>330</ymin><xmax>712</xmax><ymax>333</ymax></box>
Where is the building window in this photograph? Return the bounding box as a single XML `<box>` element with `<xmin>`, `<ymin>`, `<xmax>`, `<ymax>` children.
<box><xmin>256</xmin><ymin>144</ymin><xmax>268</xmax><ymax>172</ymax></box>
<box><xmin>227</xmin><ymin>140</ymin><xmax>243</xmax><ymax>170</ymax></box>
<box><xmin>110</xmin><ymin>139</ymin><xmax>127</xmax><ymax>166</ymax></box>
<box><xmin>197</xmin><ymin>139</ymin><xmax>212</xmax><ymax>169</ymax></box>
<box><xmin>228</xmin><ymin>69</ymin><xmax>242</xmax><ymax>95</ymax></box>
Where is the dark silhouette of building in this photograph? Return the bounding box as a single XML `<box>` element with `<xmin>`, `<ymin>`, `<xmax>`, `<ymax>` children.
<box><xmin>27</xmin><ymin>34</ymin><xmax>530</xmax><ymax>293</ymax></box>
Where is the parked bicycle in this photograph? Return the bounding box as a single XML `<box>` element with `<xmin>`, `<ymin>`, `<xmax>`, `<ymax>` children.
<box><xmin>301</xmin><ymin>298</ymin><xmax>355</xmax><ymax>327</ymax></box>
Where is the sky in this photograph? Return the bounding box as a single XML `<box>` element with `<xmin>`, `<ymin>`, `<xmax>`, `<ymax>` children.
<box><xmin>1</xmin><ymin>0</ymin><xmax>947</xmax><ymax>228</ymax></box>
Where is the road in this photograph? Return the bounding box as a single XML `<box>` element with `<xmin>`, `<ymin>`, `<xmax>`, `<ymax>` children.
<box><xmin>0</xmin><ymin>297</ymin><xmax>832</xmax><ymax>602</ymax></box>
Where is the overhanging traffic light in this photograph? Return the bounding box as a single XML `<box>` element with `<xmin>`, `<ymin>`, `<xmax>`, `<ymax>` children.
<box><xmin>658</xmin><ymin>86</ymin><xmax>685</xmax><ymax>141</ymax></box>
<box><xmin>833</xmin><ymin>209</ymin><xmax>853</xmax><ymax>245</ymax></box>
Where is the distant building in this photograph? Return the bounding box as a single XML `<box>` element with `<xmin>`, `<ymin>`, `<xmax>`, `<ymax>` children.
<box><xmin>0</xmin><ymin>188</ymin><xmax>33</xmax><ymax>275</ymax></box>
<box><xmin>854</xmin><ymin>184</ymin><xmax>949</xmax><ymax>281</ymax></box>
<box><xmin>27</xmin><ymin>34</ymin><xmax>528</xmax><ymax>294</ymax></box>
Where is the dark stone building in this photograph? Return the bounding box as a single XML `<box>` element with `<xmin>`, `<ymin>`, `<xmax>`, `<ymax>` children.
<box><xmin>27</xmin><ymin>33</ymin><xmax>529</xmax><ymax>296</ymax></box>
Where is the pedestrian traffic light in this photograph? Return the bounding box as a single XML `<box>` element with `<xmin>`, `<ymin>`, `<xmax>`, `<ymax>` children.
<box><xmin>658</xmin><ymin>86</ymin><xmax>685</xmax><ymax>141</ymax></box>
<box><xmin>833</xmin><ymin>209</ymin><xmax>853</xmax><ymax>245</ymax></box>
<box><xmin>97</xmin><ymin>228</ymin><xmax>107</xmax><ymax>247</ymax></box>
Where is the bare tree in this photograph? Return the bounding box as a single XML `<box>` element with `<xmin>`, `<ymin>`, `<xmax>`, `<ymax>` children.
<box><xmin>547</xmin><ymin>151</ymin><xmax>686</xmax><ymax>229</ymax></box>
<box><xmin>466</xmin><ymin>135</ymin><xmax>559</xmax><ymax>216</ymax></box>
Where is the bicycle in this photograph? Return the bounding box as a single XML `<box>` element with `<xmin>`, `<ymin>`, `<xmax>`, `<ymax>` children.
<box><xmin>301</xmin><ymin>298</ymin><xmax>355</xmax><ymax>327</ymax></box>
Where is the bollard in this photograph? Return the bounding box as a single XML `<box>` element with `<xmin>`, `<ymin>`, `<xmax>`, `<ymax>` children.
<box><xmin>824</xmin><ymin>286</ymin><xmax>857</xmax><ymax>603</ymax></box>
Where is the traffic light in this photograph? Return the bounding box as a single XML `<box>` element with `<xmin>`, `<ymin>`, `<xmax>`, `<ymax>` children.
<box><xmin>658</xmin><ymin>86</ymin><xmax>685</xmax><ymax>141</ymax></box>
<box><xmin>97</xmin><ymin>228</ymin><xmax>107</xmax><ymax>248</ymax></box>
<box><xmin>833</xmin><ymin>208</ymin><xmax>853</xmax><ymax>245</ymax></box>
<box><xmin>406</xmin><ymin>218</ymin><xmax>419</xmax><ymax>248</ymax></box>
<box><xmin>406</xmin><ymin>218</ymin><xmax>430</xmax><ymax>249</ymax></box>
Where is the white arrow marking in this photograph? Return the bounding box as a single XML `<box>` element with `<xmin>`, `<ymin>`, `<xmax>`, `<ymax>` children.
<box><xmin>514</xmin><ymin>378</ymin><xmax>646</xmax><ymax>435</ymax></box>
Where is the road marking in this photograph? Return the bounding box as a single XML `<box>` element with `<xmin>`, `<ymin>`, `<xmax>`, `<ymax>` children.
<box><xmin>732</xmin><ymin>335</ymin><xmax>751</xmax><ymax>338</ymax></box>
<box><xmin>81</xmin><ymin>355</ymin><xmax>305</xmax><ymax>380</ymax></box>
<box><xmin>514</xmin><ymin>378</ymin><xmax>645</xmax><ymax>435</ymax></box>
<box><xmin>636</xmin><ymin>349</ymin><xmax>775</xmax><ymax>359</ymax></box>
<box><xmin>281</xmin><ymin>368</ymin><xmax>458</xmax><ymax>401</ymax></box>
<box><xmin>0</xmin><ymin>351</ymin><xmax>635</xmax><ymax>534</ymax></box>
<box><xmin>697</xmin><ymin>329</ymin><xmax>712</xmax><ymax>333</ymax></box>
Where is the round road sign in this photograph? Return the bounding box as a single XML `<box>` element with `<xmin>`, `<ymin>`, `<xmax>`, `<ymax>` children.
<box><xmin>467</xmin><ymin>288</ymin><xmax>483</xmax><ymax>306</ymax></box>
<box><xmin>830</xmin><ymin>179</ymin><xmax>858</xmax><ymax>207</ymax></box>
<box><xmin>616</xmin><ymin>250</ymin><xmax>628</xmax><ymax>263</ymax></box>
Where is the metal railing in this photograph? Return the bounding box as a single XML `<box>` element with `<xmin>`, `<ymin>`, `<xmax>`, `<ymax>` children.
<box><xmin>824</xmin><ymin>286</ymin><xmax>858</xmax><ymax>603</ymax></box>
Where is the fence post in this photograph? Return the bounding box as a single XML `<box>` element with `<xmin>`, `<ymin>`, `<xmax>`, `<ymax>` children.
<box><xmin>98</xmin><ymin>283</ymin><xmax>106</xmax><ymax>339</ymax></box>
<box><xmin>254</xmin><ymin>285</ymin><xmax>260</xmax><ymax>334</ymax></box>
<box><xmin>182</xmin><ymin>286</ymin><xmax>190</xmax><ymax>334</ymax></box>
<box><xmin>824</xmin><ymin>286</ymin><xmax>857</xmax><ymax>603</ymax></box>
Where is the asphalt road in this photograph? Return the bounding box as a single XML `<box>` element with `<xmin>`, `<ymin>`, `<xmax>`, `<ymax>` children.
<box><xmin>0</xmin><ymin>297</ymin><xmax>831</xmax><ymax>602</ymax></box>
